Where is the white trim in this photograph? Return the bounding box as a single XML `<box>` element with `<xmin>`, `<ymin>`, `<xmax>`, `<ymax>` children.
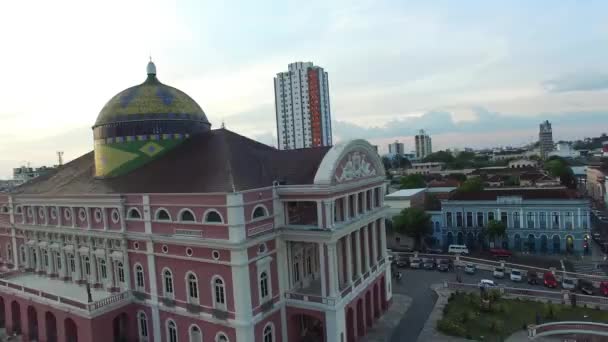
<box><xmin>263</xmin><ymin>322</ymin><xmax>275</xmax><ymax>342</ymax></box>
<box><xmin>215</xmin><ymin>332</ymin><xmax>229</xmax><ymax>342</ymax></box>
<box><xmin>94</xmin><ymin>208</ymin><xmax>103</xmax><ymax>223</ymax></box>
<box><xmin>127</xmin><ymin>207</ymin><xmax>143</xmax><ymax>220</ymax></box>
<box><xmin>137</xmin><ymin>311</ymin><xmax>149</xmax><ymax>341</ymax></box>
<box><xmin>162</xmin><ymin>267</ymin><xmax>175</xmax><ymax>298</ymax></box>
<box><xmin>134</xmin><ymin>263</ymin><xmax>146</xmax><ymax>291</ymax></box>
<box><xmin>188</xmin><ymin>324</ymin><xmax>203</xmax><ymax>342</ymax></box>
<box><xmin>178</xmin><ymin>208</ymin><xmax>197</xmax><ymax>222</ymax></box>
<box><xmin>251</xmin><ymin>204</ymin><xmax>269</xmax><ymax>220</ymax></box>
<box><xmin>185</xmin><ymin>271</ymin><xmax>200</xmax><ymax>304</ymax></box>
<box><xmin>154</xmin><ymin>208</ymin><xmax>172</xmax><ymax>221</ymax></box>
<box><xmin>111</xmin><ymin>209</ymin><xmax>120</xmax><ymax>224</ymax></box>
<box><xmin>203</xmin><ymin>209</ymin><xmax>224</xmax><ymax>224</ymax></box>
<box><xmin>166</xmin><ymin>319</ymin><xmax>178</xmax><ymax>342</ymax></box>
<box><xmin>211</xmin><ymin>275</ymin><xmax>227</xmax><ymax>310</ymax></box>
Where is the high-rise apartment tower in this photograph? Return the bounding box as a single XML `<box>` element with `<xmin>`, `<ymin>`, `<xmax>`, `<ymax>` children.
<box><xmin>274</xmin><ymin>62</ymin><xmax>332</xmax><ymax>150</ymax></box>
<box><xmin>388</xmin><ymin>141</ymin><xmax>404</xmax><ymax>155</ymax></box>
<box><xmin>539</xmin><ymin>120</ymin><xmax>554</xmax><ymax>159</ymax></box>
<box><xmin>415</xmin><ymin>129</ymin><xmax>432</xmax><ymax>159</ymax></box>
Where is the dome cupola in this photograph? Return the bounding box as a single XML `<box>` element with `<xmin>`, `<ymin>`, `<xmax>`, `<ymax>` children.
<box><xmin>92</xmin><ymin>61</ymin><xmax>211</xmax><ymax>178</ymax></box>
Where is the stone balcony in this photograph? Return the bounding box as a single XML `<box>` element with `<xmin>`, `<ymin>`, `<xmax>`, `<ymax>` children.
<box><xmin>0</xmin><ymin>271</ymin><xmax>131</xmax><ymax>317</ymax></box>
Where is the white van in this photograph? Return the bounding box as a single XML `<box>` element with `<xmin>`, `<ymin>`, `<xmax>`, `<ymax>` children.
<box><xmin>448</xmin><ymin>244</ymin><xmax>469</xmax><ymax>255</ymax></box>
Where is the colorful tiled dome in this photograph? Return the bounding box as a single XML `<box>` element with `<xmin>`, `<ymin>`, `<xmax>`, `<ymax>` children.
<box><xmin>92</xmin><ymin>61</ymin><xmax>211</xmax><ymax>178</ymax></box>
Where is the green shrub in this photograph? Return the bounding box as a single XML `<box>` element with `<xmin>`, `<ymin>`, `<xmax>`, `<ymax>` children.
<box><xmin>489</xmin><ymin>289</ymin><xmax>502</xmax><ymax>301</ymax></box>
<box><xmin>489</xmin><ymin>319</ymin><xmax>504</xmax><ymax>333</ymax></box>
<box><xmin>460</xmin><ymin>310</ymin><xmax>475</xmax><ymax>324</ymax></box>
<box><xmin>543</xmin><ymin>303</ymin><xmax>555</xmax><ymax>319</ymax></box>
<box><xmin>448</xmin><ymin>293</ymin><xmax>456</xmax><ymax>302</ymax></box>
<box><xmin>443</xmin><ymin>305</ymin><xmax>449</xmax><ymax>316</ymax></box>
<box><xmin>437</xmin><ymin>319</ymin><xmax>467</xmax><ymax>337</ymax></box>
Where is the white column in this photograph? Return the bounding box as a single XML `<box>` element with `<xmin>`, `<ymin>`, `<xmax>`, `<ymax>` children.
<box><xmin>323</xmin><ymin>200</ymin><xmax>333</xmax><ymax>229</ymax></box>
<box><xmin>102</xmin><ymin>208</ymin><xmax>108</xmax><ymax>230</ymax></box>
<box><xmin>74</xmin><ymin>249</ymin><xmax>82</xmax><ymax>281</ymax></box>
<box><xmin>48</xmin><ymin>249</ymin><xmax>56</xmax><ymax>275</ymax></box>
<box><xmin>85</xmin><ymin>207</ymin><xmax>91</xmax><ymax>229</ymax></box>
<box><xmin>24</xmin><ymin>246</ymin><xmax>31</xmax><ymax>270</ymax></box>
<box><xmin>325</xmin><ymin>303</ymin><xmax>346</xmax><ymax>342</ymax></box>
<box><xmin>380</xmin><ymin>219</ymin><xmax>387</xmax><ymax>258</ymax></box>
<box><xmin>106</xmin><ymin>253</ymin><xmax>115</xmax><ymax>289</ymax></box>
<box><xmin>345</xmin><ymin>233</ymin><xmax>353</xmax><ymax>284</ymax></box>
<box><xmin>59</xmin><ymin>248</ymin><xmax>67</xmax><ymax>278</ymax></box>
<box><xmin>355</xmin><ymin>229</ymin><xmax>362</xmax><ymax>277</ymax></box>
<box><xmin>371</xmin><ymin>220</ymin><xmax>378</xmax><ymax>263</ymax></box>
<box><xmin>362</xmin><ymin>191</ymin><xmax>367</xmax><ymax>213</ymax></box>
<box><xmin>327</xmin><ymin>242</ymin><xmax>339</xmax><ymax>298</ymax></box>
<box><xmin>363</xmin><ymin>225</ymin><xmax>370</xmax><ymax>271</ymax></box>
<box><xmin>230</xmin><ymin>249</ymin><xmax>253</xmax><ymax>329</ymax></box>
<box><xmin>35</xmin><ymin>246</ymin><xmax>42</xmax><ymax>272</ymax></box>
<box><xmin>317</xmin><ymin>201</ymin><xmax>324</xmax><ymax>229</ymax></box>
<box><xmin>353</xmin><ymin>193</ymin><xmax>359</xmax><ymax>216</ymax></box>
<box><xmin>90</xmin><ymin>254</ymin><xmax>98</xmax><ymax>284</ymax></box>
<box><xmin>344</xmin><ymin>196</ymin><xmax>349</xmax><ymax>220</ymax></box>
<box><xmin>56</xmin><ymin>205</ymin><xmax>62</xmax><ymax>227</ymax></box>
<box><xmin>336</xmin><ymin>239</ymin><xmax>344</xmax><ymax>287</ymax></box>
<box><xmin>318</xmin><ymin>242</ymin><xmax>326</xmax><ymax>298</ymax></box>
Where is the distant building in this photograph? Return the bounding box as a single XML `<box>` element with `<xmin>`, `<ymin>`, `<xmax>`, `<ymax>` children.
<box><xmin>439</xmin><ymin>188</ymin><xmax>590</xmax><ymax>254</ymax></box>
<box><xmin>549</xmin><ymin>142</ymin><xmax>580</xmax><ymax>159</ymax></box>
<box><xmin>407</xmin><ymin>162</ymin><xmax>443</xmax><ymax>175</ymax></box>
<box><xmin>508</xmin><ymin>159</ymin><xmax>538</xmax><ymax>169</ymax></box>
<box><xmin>372</xmin><ymin>145</ymin><xmax>379</xmax><ymax>153</ymax></box>
<box><xmin>415</xmin><ymin>130</ymin><xmax>432</xmax><ymax>159</ymax></box>
<box><xmin>539</xmin><ymin>120</ymin><xmax>554</xmax><ymax>159</ymax></box>
<box><xmin>388</xmin><ymin>141</ymin><xmax>404</xmax><ymax>155</ymax></box>
<box><xmin>12</xmin><ymin>165</ymin><xmax>56</xmax><ymax>184</ymax></box>
<box><xmin>274</xmin><ymin>62</ymin><xmax>332</xmax><ymax>150</ymax></box>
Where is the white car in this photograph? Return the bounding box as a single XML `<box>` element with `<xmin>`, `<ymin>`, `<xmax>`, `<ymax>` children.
<box><xmin>464</xmin><ymin>263</ymin><xmax>477</xmax><ymax>274</ymax></box>
<box><xmin>478</xmin><ymin>279</ymin><xmax>497</xmax><ymax>289</ymax></box>
<box><xmin>410</xmin><ymin>258</ymin><xmax>422</xmax><ymax>269</ymax></box>
<box><xmin>562</xmin><ymin>277</ymin><xmax>577</xmax><ymax>290</ymax></box>
<box><xmin>510</xmin><ymin>269</ymin><xmax>523</xmax><ymax>282</ymax></box>
<box><xmin>493</xmin><ymin>266</ymin><xmax>505</xmax><ymax>279</ymax></box>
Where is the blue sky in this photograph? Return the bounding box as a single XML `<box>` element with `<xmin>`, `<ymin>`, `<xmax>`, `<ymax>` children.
<box><xmin>0</xmin><ymin>0</ymin><xmax>607</xmax><ymax>178</ymax></box>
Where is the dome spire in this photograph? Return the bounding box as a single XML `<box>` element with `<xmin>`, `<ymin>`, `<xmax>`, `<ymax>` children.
<box><xmin>147</xmin><ymin>57</ymin><xmax>157</xmax><ymax>76</ymax></box>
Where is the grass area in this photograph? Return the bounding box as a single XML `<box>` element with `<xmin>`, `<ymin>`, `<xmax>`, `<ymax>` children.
<box><xmin>438</xmin><ymin>291</ymin><xmax>608</xmax><ymax>341</ymax></box>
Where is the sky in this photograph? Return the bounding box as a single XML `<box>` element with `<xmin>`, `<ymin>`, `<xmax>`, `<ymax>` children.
<box><xmin>1</xmin><ymin>0</ymin><xmax>608</xmax><ymax>178</ymax></box>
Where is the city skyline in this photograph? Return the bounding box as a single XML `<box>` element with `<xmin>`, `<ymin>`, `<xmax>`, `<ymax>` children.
<box><xmin>1</xmin><ymin>0</ymin><xmax>608</xmax><ymax>178</ymax></box>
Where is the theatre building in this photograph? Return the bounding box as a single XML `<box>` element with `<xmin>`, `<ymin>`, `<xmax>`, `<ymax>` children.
<box><xmin>0</xmin><ymin>62</ymin><xmax>391</xmax><ymax>342</ymax></box>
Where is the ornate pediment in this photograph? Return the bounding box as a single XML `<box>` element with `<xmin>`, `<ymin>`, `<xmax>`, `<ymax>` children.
<box><xmin>334</xmin><ymin>150</ymin><xmax>377</xmax><ymax>183</ymax></box>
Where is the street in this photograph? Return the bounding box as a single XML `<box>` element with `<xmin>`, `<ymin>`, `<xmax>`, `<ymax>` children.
<box><xmin>388</xmin><ymin>266</ymin><xmax>565</xmax><ymax>342</ymax></box>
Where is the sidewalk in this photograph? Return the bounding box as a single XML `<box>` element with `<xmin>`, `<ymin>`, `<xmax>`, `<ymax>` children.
<box><xmin>361</xmin><ymin>294</ymin><xmax>413</xmax><ymax>342</ymax></box>
<box><xmin>416</xmin><ymin>284</ymin><xmax>474</xmax><ymax>342</ymax></box>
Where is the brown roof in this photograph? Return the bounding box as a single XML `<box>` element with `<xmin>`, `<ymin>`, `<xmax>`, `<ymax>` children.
<box><xmin>13</xmin><ymin>129</ymin><xmax>331</xmax><ymax>195</ymax></box>
<box><xmin>428</xmin><ymin>179</ymin><xmax>460</xmax><ymax>187</ymax></box>
<box><xmin>448</xmin><ymin>188</ymin><xmax>584</xmax><ymax>201</ymax></box>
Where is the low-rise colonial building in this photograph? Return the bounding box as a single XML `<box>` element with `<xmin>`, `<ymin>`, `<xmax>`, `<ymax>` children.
<box><xmin>0</xmin><ymin>62</ymin><xmax>390</xmax><ymax>342</ymax></box>
<box><xmin>437</xmin><ymin>188</ymin><xmax>590</xmax><ymax>254</ymax></box>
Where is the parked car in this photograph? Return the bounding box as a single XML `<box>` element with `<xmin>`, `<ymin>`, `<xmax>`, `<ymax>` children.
<box><xmin>600</xmin><ymin>281</ymin><xmax>608</xmax><ymax>297</ymax></box>
<box><xmin>395</xmin><ymin>256</ymin><xmax>408</xmax><ymax>268</ymax></box>
<box><xmin>493</xmin><ymin>266</ymin><xmax>505</xmax><ymax>279</ymax></box>
<box><xmin>510</xmin><ymin>269</ymin><xmax>523</xmax><ymax>282</ymax></box>
<box><xmin>448</xmin><ymin>244</ymin><xmax>469</xmax><ymax>255</ymax></box>
<box><xmin>489</xmin><ymin>248</ymin><xmax>512</xmax><ymax>258</ymax></box>
<box><xmin>437</xmin><ymin>259</ymin><xmax>450</xmax><ymax>272</ymax></box>
<box><xmin>562</xmin><ymin>277</ymin><xmax>577</xmax><ymax>290</ymax></box>
<box><xmin>578</xmin><ymin>279</ymin><xmax>594</xmax><ymax>295</ymax></box>
<box><xmin>410</xmin><ymin>257</ymin><xmax>422</xmax><ymax>269</ymax></box>
<box><xmin>426</xmin><ymin>248</ymin><xmax>443</xmax><ymax>254</ymax></box>
<box><xmin>422</xmin><ymin>258</ymin><xmax>435</xmax><ymax>270</ymax></box>
<box><xmin>527</xmin><ymin>272</ymin><xmax>540</xmax><ymax>285</ymax></box>
<box><xmin>543</xmin><ymin>272</ymin><xmax>558</xmax><ymax>288</ymax></box>
<box><xmin>478</xmin><ymin>279</ymin><xmax>497</xmax><ymax>289</ymax></box>
<box><xmin>464</xmin><ymin>263</ymin><xmax>476</xmax><ymax>275</ymax></box>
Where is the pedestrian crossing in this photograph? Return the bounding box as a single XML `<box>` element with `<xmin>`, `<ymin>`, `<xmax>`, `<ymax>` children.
<box><xmin>571</xmin><ymin>261</ymin><xmax>607</xmax><ymax>276</ymax></box>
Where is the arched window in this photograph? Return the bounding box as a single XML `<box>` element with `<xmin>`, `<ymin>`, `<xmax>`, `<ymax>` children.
<box><xmin>263</xmin><ymin>323</ymin><xmax>274</xmax><ymax>342</ymax></box>
<box><xmin>135</xmin><ymin>264</ymin><xmax>145</xmax><ymax>290</ymax></box>
<box><xmin>212</xmin><ymin>276</ymin><xmax>226</xmax><ymax>310</ymax></box>
<box><xmin>42</xmin><ymin>249</ymin><xmax>48</xmax><ymax>266</ymax></box>
<box><xmin>138</xmin><ymin>311</ymin><xmax>148</xmax><ymax>341</ymax></box>
<box><xmin>252</xmin><ymin>205</ymin><xmax>268</xmax><ymax>219</ymax></box>
<box><xmin>84</xmin><ymin>256</ymin><xmax>91</xmax><ymax>276</ymax></box>
<box><xmin>19</xmin><ymin>245</ymin><xmax>26</xmax><ymax>264</ymax></box>
<box><xmin>179</xmin><ymin>209</ymin><xmax>196</xmax><ymax>222</ymax></box>
<box><xmin>204</xmin><ymin>210</ymin><xmax>223</xmax><ymax>223</ymax></box>
<box><xmin>215</xmin><ymin>333</ymin><xmax>229</xmax><ymax>342</ymax></box>
<box><xmin>189</xmin><ymin>325</ymin><xmax>202</xmax><ymax>342</ymax></box>
<box><xmin>127</xmin><ymin>208</ymin><xmax>142</xmax><ymax>220</ymax></box>
<box><xmin>7</xmin><ymin>244</ymin><xmax>12</xmax><ymax>262</ymax></box>
<box><xmin>100</xmin><ymin>259</ymin><xmax>107</xmax><ymax>279</ymax></box>
<box><xmin>187</xmin><ymin>272</ymin><xmax>199</xmax><ymax>303</ymax></box>
<box><xmin>155</xmin><ymin>209</ymin><xmax>171</xmax><ymax>221</ymax></box>
<box><xmin>167</xmin><ymin>320</ymin><xmax>178</xmax><ymax>342</ymax></box>
<box><xmin>163</xmin><ymin>269</ymin><xmax>174</xmax><ymax>297</ymax></box>
<box><xmin>69</xmin><ymin>254</ymin><xmax>76</xmax><ymax>273</ymax></box>
<box><xmin>260</xmin><ymin>271</ymin><xmax>269</xmax><ymax>299</ymax></box>
<box><xmin>117</xmin><ymin>262</ymin><xmax>125</xmax><ymax>283</ymax></box>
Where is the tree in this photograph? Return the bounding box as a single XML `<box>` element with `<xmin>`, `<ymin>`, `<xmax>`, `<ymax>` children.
<box><xmin>399</xmin><ymin>174</ymin><xmax>426</xmax><ymax>189</ymax></box>
<box><xmin>394</xmin><ymin>154</ymin><xmax>411</xmax><ymax>169</ymax></box>
<box><xmin>381</xmin><ymin>156</ymin><xmax>392</xmax><ymax>171</ymax></box>
<box><xmin>393</xmin><ymin>207</ymin><xmax>432</xmax><ymax>249</ymax></box>
<box><xmin>486</xmin><ymin>220</ymin><xmax>506</xmax><ymax>241</ymax></box>
<box><xmin>545</xmin><ymin>158</ymin><xmax>576</xmax><ymax>189</ymax></box>
<box><xmin>458</xmin><ymin>177</ymin><xmax>484</xmax><ymax>192</ymax></box>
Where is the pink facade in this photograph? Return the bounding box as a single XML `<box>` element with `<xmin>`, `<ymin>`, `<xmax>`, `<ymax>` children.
<box><xmin>0</xmin><ymin>140</ymin><xmax>391</xmax><ymax>342</ymax></box>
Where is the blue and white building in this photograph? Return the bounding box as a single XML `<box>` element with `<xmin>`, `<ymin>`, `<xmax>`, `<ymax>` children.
<box><xmin>436</xmin><ymin>188</ymin><xmax>591</xmax><ymax>254</ymax></box>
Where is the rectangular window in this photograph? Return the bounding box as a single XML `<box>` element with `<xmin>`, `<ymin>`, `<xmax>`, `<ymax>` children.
<box><xmin>456</xmin><ymin>212</ymin><xmax>463</xmax><ymax>227</ymax></box>
<box><xmin>552</xmin><ymin>212</ymin><xmax>559</xmax><ymax>229</ymax></box>
<box><xmin>565</xmin><ymin>212</ymin><xmax>573</xmax><ymax>229</ymax></box>
<box><xmin>466</xmin><ymin>212</ymin><xmax>473</xmax><ymax>227</ymax></box>
<box><xmin>513</xmin><ymin>212</ymin><xmax>520</xmax><ymax>228</ymax></box>
<box><xmin>539</xmin><ymin>212</ymin><xmax>547</xmax><ymax>228</ymax></box>
<box><xmin>446</xmin><ymin>212</ymin><xmax>453</xmax><ymax>227</ymax></box>
<box><xmin>500</xmin><ymin>212</ymin><xmax>508</xmax><ymax>225</ymax></box>
<box><xmin>527</xmin><ymin>212</ymin><xmax>535</xmax><ymax>229</ymax></box>
<box><xmin>488</xmin><ymin>212</ymin><xmax>495</xmax><ymax>222</ymax></box>
<box><xmin>477</xmin><ymin>212</ymin><xmax>484</xmax><ymax>227</ymax></box>
<box><xmin>582</xmin><ymin>212</ymin><xmax>588</xmax><ymax>229</ymax></box>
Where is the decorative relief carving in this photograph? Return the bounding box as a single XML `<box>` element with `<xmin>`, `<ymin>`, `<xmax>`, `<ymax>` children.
<box><xmin>334</xmin><ymin>151</ymin><xmax>377</xmax><ymax>183</ymax></box>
